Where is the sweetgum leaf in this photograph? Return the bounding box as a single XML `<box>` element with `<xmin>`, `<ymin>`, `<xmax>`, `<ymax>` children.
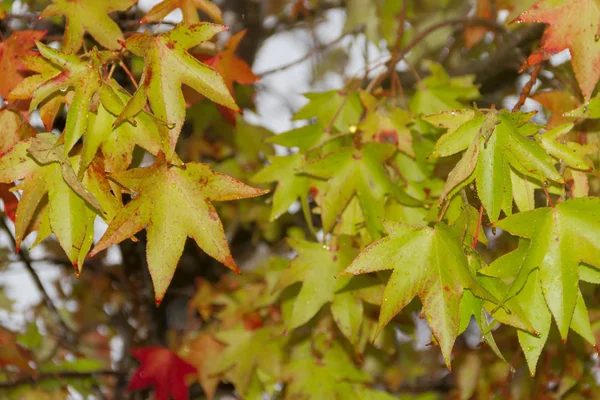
<box><xmin>252</xmin><ymin>153</ymin><xmax>312</xmax><ymax>222</ymax></box>
<box><xmin>119</xmin><ymin>23</ymin><xmax>238</xmax><ymax>155</ymax></box>
<box><xmin>275</xmin><ymin>236</ymin><xmax>361</xmax><ymax>341</ymax></box>
<box><xmin>40</xmin><ymin>0</ymin><xmax>136</xmax><ymax>52</ymax></box>
<box><xmin>85</xmin><ymin>80</ymin><xmax>170</xmax><ymax>172</ymax></box>
<box><xmin>127</xmin><ymin>346</ymin><xmax>196</xmax><ymax>400</ymax></box>
<box><xmin>0</xmin><ymin>134</ymin><xmax>110</xmax><ymax>269</ymax></box>
<box><xmin>494</xmin><ymin>198</ymin><xmax>600</xmax><ymax>341</ymax></box>
<box><xmin>293</xmin><ymin>90</ymin><xmax>363</xmax><ymax>133</ymax></box>
<box><xmin>89</xmin><ymin>154</ymin><xmax>267</xmax><ymax>302</ymax></box>
<box><xmin>212</xmin><ymin>326</ymin><xmax>286</xmax><ymax>395</ymax></box>
<box><xmin>282</xmin><ymin>341</ymin><xmax>371</xmax><ymax>400</ymax></box>
<box><xmin>409</xmin><ymin>61</ymin><xmax>480</xmax><ymax>115</ymax></box>
<box><xmin>515</xmin><ymin>0</ymin><xmax>600</xmax><ymax>100</ymax></box>
<box><xmin>428</xmin><ymin>110</ymin><xmax>563</xmax><ymax>221</ymax></box>
<box><xmin>342</xmin><ymin>220</ymin><xmax>497</xmax><ymax>369</ymax></box>
<box><xmin>535</xmin><ymin>123</ymin><xmax>594</xmax><ymax>171</ymax></box>
<box><xmin>141</xmin><ymin>0</ymin><xmax>223</xmax><ymax>24</ymax></box>
<box><xmin>10</xmin><ymin>42</ymin><xmax>116</xmax><ymax>157</ymax></box>
<box><xmin>0</xmin><ymin>30</ymin><xmax>46</xmax><ymax>98</ymax></box>
<box><xmin>302</xmin><ymin>143</ymin><xmax>418</xmax><ymax>238</ymax></box>
<box><xmin>180</xmin><ymin>334</ymin><xmax>224</xmax><ymax>400</ymax></box>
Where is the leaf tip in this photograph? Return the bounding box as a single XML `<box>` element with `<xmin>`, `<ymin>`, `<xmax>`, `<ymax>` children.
<box><xmin>155</xmin><ymin>297</ymin><xmax>163</xmax><ymax>307</ymax></box>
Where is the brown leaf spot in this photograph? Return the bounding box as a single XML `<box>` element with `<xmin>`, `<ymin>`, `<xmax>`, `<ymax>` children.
<box><xmin>308</xmin><ymin>186</ymin><xmax>319</xmax><ymax>199</ymax></box>
<box><xmin>377</xmin><ymin>129</ymin><xmax>399</xmax><ymax>145</ymax></box>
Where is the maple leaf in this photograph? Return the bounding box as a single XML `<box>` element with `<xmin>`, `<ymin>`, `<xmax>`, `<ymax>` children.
<box><xmin>0</xmin><ymin>30</ymin><xmax>46</xmax><ymax>98</ymax></box>
<box><xmin>141</xmin><ymin>0</ymin><xmax>223</xmax><ymax>25</ymax></box>
<box><xmin>426</xmin><ymin>109</ymin><xmax>563</xmax><ymax>221</ymax></box>
<box><xmin>118</xmin><ymin>23</ymin><xmax>238</xmax><ymax>154</ymax></box>
<box><xmin>89</xmin><ymin>154</ymin><xmax>267</xmax><ymax>302</ymax></box>
<box><xmin>302</xmin><ymin>142</ymin><xmax>418</xmax><ymax>238</ymax></box>
<box><xmin>341</xmin><ymin>220</ymin><xmax>497</xmax><ymax>369</ymax></box>
<box><xmin>514</xmin><ymin>0</ymin><xmax>600</xmax><ymax>100</ymax></box>
<box><xmin>0</xmin><ymin>133</ymin><xmax>115</xmax><ymax>269</ymax></box>
<box><xmin>212</xmin><ymin>326</ymin><xmax>286</xmax><ymax>395</ymax></box>
<box><xmin>9</xmin><ymin>42</ymin><xmax>116</xmax><ymax>157</ymax></box>
<box><xmin>127</xmin><ymin>346</ymin><xmax>197</xmax><ymax>400</ymax></box>
<box><xmin>493</xmin><ymin>198</ymin><xmax>600</xmax><ymax>342</ymax></box>
<box><xmin>275</xmin><ymin>236</ymin><xmax>362</xmax><ymax>343</ymax></box>
<box><xmin>180</xmin><ymin>334</ymin><xmax>224</xmax><ymax>400</ymax></box>
<box><xmin>40</xmin><ymin>0</ymin><xmax>136</xmax><ymax>52</ymax></box>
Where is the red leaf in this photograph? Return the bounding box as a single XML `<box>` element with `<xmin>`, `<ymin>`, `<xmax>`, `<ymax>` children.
<box><xmin>0</xmin><ymin>183</ymin><xmax>18</xmax><ymax>222</ymax></box>
<box><xmin>0</xmin><ymin>30</ymin><xmax>46</xmax><ymax>98</ymax></box>
<box><xmin>514</xmin><ymin>0</ymin><xmax>600</xmax><ymax>100</ymax></box>
<box><xmin>127</xmin><ymin>346</ymin><xmax>197</xmax><ymax>400</ymax></box>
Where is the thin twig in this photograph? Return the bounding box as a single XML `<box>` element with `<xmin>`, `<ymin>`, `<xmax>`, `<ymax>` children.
<box><xmin>0</xmin><ymin>370</ymin><xmax>126</xmax><ymax>389</ymax></box>
<box><xmin>367</xmin><ymin>17</ymin><xmax>507</xmax><ymax>93</ymax></box>
<box><xmin>257</xmin><ymin>25</ymin><xmax>365</xmax><ymax>77</ymax></box>
<box><xmin>512</xmin><ymin>63</ymin><xmax>543</xmax><ymax>112</ymax></box>
<box><xmin>0</xmin><ymin>218</ymin><xmax>74</xmax><ymax>343</ymax></box>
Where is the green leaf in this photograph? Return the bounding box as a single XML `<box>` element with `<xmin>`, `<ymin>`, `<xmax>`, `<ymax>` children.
<box><xmin>275</xmin><ymin>236</ymin><xmax>360</xmax><ymax>342</ymax></box>
<box><xmin>303</xmin><ymin>143</ymin><xmax>418</xmax><ymax>238</ymax></box>
<box><xmin>11</xmin><ymin>43</ymin><xmax>116</xmax><ymax>157</ymax></box>
<box><xmin>536</xmin><ymin>123</ymin><xmax>594</xmax><ymax>171</ymax></box>
<box><xmin>0</xmin><ymin>134</ymin><xmax>108</xmax><ymax>269</ymax></box>
<box><xmin>430</xmin><ymin>110</ymin><xmax>563</xmax><ymax>221</ymax></box>
<box><xmin>410</xmin><ymin>62</ymin><xmax>480</xmax><ymax>115</ymax></box>
<box><xmin>282</xmin><ymin>341</ymin><xmax>370</xmax><ymax>400</ymax></box>
<box><xmin>252</xmin><ymin>153</ymin><xmax>311</xmax><ymax>222</ymax></box>
<box><xmin>40</xmin><ymin>0</ymin><xmax>136</xmax><ymax>52</ymax></box>
<box><xmin>89</xmin><ymin>154</ymin><xmax>267</xmax><ymax>302</ymax></box>
<box><xmin>342</xmin><ymin>220</ymin><xmax>496</xmax><ymax>368</ymax></box>
<box><xmin>212</xmin><ymin>326</ymin><xmax>286</xmax><ymax>395</ymax></box>
<box><xmin>494</xmin><ymin>198</ymin><xmax>600</xmax><ymax>341</ymax></box>
<box><xmin>293</xmin><ymin>90</ymin><xmax>363</xmax><ymax>133</ymax></box>
<box><xmin>120</xmin><ymin>23</ymin><xmax>238</xmax><ymax>155</ymax></box>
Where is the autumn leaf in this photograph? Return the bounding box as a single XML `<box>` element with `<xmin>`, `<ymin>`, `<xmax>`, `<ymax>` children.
<box><xmin>202</xmin><ymin>30</ymin><xmax>258</xmax><ymax>123</ymax></box>
<box><xmin>118</xmin><ymin>23</ymin><xmax>238</xmax><ymax>154</ymax></box>
<box><xmin>89</xmin><ymin>154</ymin><xmax>267</xmax><ymax>302</ymax></box>
<box><xmin>40</xmin><ymin>0</ymin><xmax>136</xmax><ymax>52</ymax></box>
<box><xmin>0</xmin><ymin>30</ymin><xmax>46</xmax><ymax>98</ymax></box>
<box><xmin>341</xmin><ymin>220</ymin><xmax>497</xmax><ymax>368</ymax></box>
<box><xmin>493</xmin><ymin>198</ymin><xmax>600</xmax><ymax>342</ymax></box>
<box><xmin>514</xmin><ymin>0</ymin><xmax>600</xmax><ymax>100</ymax></box>
<box><xmin>127</xmin><ymin>346</ymin><xmax>197</xmax><ymax>400</ymax></box>
<box><xmin>206</xmin><ymin>30</ymin><xmax>258</xmax><ymax>93</ymax></box>
<box><xmin>84</xmin><ymin>79</ymin><xmax>170</xmax><ymax>172</ymax></box>
<box><xmin>141</xmin><ymin>0</ymin><xmax>223</xmax><ymax>25</ymax></box>
<box><xmin>180</xmin><ymin>334</ymin><xmax>224</xmax><ymax>400</ymax></box>
<box><xmin>531</xmin><ymin>90</ymin><xmax>578</xmax><ymax>128</ymax></box>
<box><xmin>0</xmin><ymin>133</ymin><xmax>114</xmax><ymax>269</ymax></box>
<box><xmin>9</xmin><ymin>42</ymin><xmax>116</xmax><ymax>157</ymax></box>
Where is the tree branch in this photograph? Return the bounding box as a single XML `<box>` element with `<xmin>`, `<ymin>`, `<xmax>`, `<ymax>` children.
<box><xmin>0</xmin><ymin>370</ymin><xmax>126</xmax><ymax>389</ymax></box>
<box><xmin>0</xmin><ymin>217</ymin><xmax>75</xmax><ymax>344</ymax></box>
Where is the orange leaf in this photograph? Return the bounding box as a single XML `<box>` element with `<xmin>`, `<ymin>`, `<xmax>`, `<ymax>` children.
<box><xmin>0</xmin><ymin>30</ymin><xmax>46</xmax><ymax>98</ymax></box>
<box><xmin>514</xmin><ymin>0</ymin><xmax>600</xmax><ymax>100</ymax></box>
